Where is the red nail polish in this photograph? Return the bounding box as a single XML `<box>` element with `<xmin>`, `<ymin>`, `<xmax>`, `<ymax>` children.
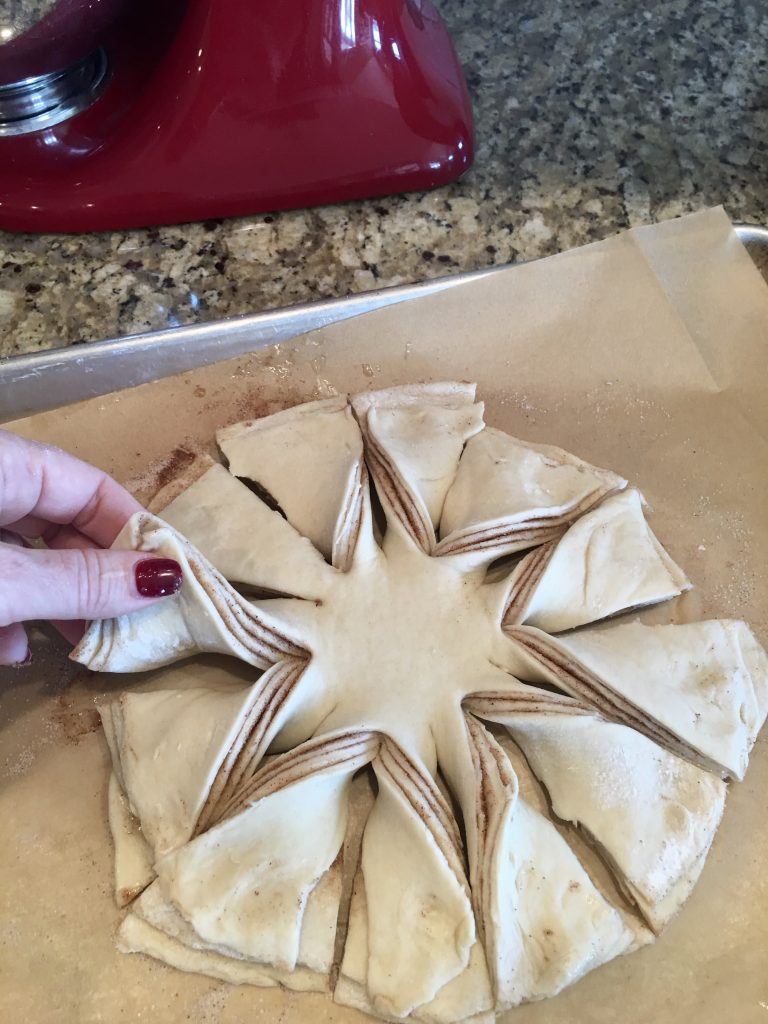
<box><xmin>135</xmin><ymin>558</ymin><xmax>183</xmax><ymax>598</ymax></box>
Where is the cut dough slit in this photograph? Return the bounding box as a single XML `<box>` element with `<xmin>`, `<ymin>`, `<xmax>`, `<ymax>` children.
<box><xmin>194</xmin><ymin>658</ymin><xmax>310</xmax><ymax>833</ymax></box>
<box><xmin>217</xmin><ymin>729</ymin><xmax>381</xmax><ymax>823</ymax></box>
<box><xmin>504</xmin><ymin>626</ymin><xmax>719</xmax><ymax>773</ymax></box>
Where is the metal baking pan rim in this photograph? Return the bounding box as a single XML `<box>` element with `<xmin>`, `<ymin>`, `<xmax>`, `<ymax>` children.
<box><xmin>0</xmin><ymin>265</ymin><xmax>502</xmax><ymax>422</ymax></box>
<box><xmin>1</xmin><ymin>223</ymin><xmax>765</xmax><ymax>423</ymax></box>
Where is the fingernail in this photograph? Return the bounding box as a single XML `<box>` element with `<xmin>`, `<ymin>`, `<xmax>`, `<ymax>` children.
<box><xmin>135</xmin><ymin>558</ymin><xmax>183</xmax><ymax>598</ymax></box>
<box><xmin>12</xmin><ymin>648</ymin><xmax>32</xmax><ymax>668</ymax></box>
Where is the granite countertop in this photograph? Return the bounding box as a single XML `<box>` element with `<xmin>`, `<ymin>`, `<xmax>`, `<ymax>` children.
<box><xmin>1</xmin><ymin>0</ymin><xmax>766</xmax><ymax>358</ymax></box>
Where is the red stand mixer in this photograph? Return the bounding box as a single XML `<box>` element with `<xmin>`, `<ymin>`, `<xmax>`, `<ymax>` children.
<box><xmin>0</xmin><ymin>0</ymin><xmax>474</xmax><ymax>232</ymax></box>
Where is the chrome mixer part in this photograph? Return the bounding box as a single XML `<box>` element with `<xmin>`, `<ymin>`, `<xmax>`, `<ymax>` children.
<box><xmin>0</xmin><ymin>46</ymin><xmax>107</xmax><ymax>135</ymax></box>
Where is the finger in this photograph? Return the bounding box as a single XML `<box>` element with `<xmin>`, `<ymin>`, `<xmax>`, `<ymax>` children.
<box><xmin>0</xmin><ymin>430</ymin><xmax>142</xmax><ymax>544</ymax></box>
<box><xmin>3</xmin><ymin>524</ymin><xmax>156</xmax><ymax>646</ymax></box>
<box><xmin>0</xmin><ymin>545</ymin><xmax>183</xmax><ymax>625</ymax></box>
<box><xmin>0</xmin><ymin>622</ymin><xmax>30</xmax><ymax>665</ymax></box>
<box><xmin>37</xmin><ymin>523</ymin><xmax>94</xmax><ymax>550</ymax></box>
<box><xmin>43</xmin><ymin>524</ymin><xmax>94</xmax><ymax>550</ymax></box>
<box><xmin>0</xmin><ymin>528</ymin><xmax>27</xmax><ymax>548</ymax></box>
<box><xmin>53</xmin><ymin>619</ymin><xmax>86</xmax><ymax>645</ymax></box>
<box><xmin>2</xmin><ymin>521</ymin><xmax>110</xmax><ymax>552</ymax></box>
<box><xmin>1</xmin><ymin>529</ymin><xmax>85</xmax><ymax>645</ymax></box>
<box><xmin>1</xmin><ymin>514</ymin><xmax>50</xmax><ymax>539</ymax></box>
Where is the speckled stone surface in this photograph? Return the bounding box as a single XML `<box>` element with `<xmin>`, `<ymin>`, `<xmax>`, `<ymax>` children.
<box><xmin>1</xmin><ymin>0</ymin><xmax>767</xmax><ymax>357</ymax></box>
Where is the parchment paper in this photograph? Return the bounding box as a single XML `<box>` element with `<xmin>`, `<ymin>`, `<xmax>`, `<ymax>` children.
<box><xmin>2</xmin><ymin>207</ymin><xmax>767</xmax><ymax>1024</ymax></box>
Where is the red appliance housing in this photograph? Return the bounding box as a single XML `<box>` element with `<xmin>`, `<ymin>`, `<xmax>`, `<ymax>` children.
<box><xmin>0</xmin><ymin>0</ymin><xmax>474</xmax><ymax>232</ymax></box>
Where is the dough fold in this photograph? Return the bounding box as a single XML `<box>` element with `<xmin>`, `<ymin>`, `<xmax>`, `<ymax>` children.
<box><xmin>72</xmin><ymin>512</ymin><xmax>306</xmax><ymax>672</ymax></box>
<box><xmin>437</xmin><ymin>428</ymin><xmax>626</xmax><ymax>564</ymax></box>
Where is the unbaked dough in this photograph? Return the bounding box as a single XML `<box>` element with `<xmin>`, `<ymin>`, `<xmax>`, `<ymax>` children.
<box><xmin>73</xmin><ymin>383</ymin><xmax>768</xmax><ymax>1022</ymax></box>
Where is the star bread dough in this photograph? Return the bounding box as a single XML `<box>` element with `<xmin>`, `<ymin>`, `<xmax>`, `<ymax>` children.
<box><xmin>72</xmin><ymin>383</ymin><xmax>768</xmax><ymax>1023</ymax></box>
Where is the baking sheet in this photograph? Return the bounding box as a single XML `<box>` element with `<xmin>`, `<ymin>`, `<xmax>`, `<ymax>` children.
<box><xmin>2</xmin><ymin>206</ymin><xmax>768</xmax><ymax>1024</ymax></box>
<box><xmin>0</xmin><ymin>270</ymin><xmax>499</xmax><ymax>422</ymax></box>
<box><xmin>0</xmin><ymin>226</ymin><xmax>764</xmax><ymax>423</ymax></box>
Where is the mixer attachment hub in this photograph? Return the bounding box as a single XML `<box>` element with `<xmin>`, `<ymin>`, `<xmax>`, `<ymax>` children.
<box><xmin>0</xmin><ymin>47</ymin><xmax>107</xmax><ymax>137</ymax></box>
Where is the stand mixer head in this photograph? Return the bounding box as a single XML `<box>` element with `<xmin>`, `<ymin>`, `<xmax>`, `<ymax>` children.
<box><xmin>0</xmin><ymin>0</ymin><xmax>474</xmax><ymax>232</ymax></box>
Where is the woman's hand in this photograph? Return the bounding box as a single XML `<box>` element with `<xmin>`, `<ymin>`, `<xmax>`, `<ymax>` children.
<box><xmin>0</xmin><ymin>429</ymin><xmax>182</xmax><ymax>666</ymax></box>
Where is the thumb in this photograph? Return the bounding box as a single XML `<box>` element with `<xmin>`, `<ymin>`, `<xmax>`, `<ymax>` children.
<box><xmin>0</xmin><ymin>544</ymin><xmax>183</xmax><ymax>625</ymax></box>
